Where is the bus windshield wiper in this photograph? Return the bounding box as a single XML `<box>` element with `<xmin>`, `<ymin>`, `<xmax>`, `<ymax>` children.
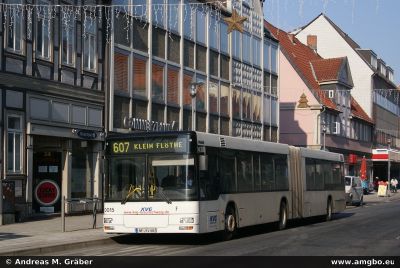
<box><xmin>121</xmin><ymin>185</ymin><xmax>141</xmax><ymax>205</ymax></box>
<box><xmin>157</xmin><ymin>189</ymin><xmax>172</xmax><ymax>204</ymax></box>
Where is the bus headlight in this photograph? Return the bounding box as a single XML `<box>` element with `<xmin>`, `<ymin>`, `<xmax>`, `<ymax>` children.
<box><xmin>179</xmin><ymin>217</ymin><xmax>194</xmax><ymax>224</ymax></box>
<box><xmin>104</xmin><ymin>218</ymin><xmax>113</xmax><ymax>224</ymax></box>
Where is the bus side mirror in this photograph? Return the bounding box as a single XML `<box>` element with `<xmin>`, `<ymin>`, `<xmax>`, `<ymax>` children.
<box><xmin>199</xmin><ymin>155</ymin><xmax>208</xmax><ymax>171</ymax></box>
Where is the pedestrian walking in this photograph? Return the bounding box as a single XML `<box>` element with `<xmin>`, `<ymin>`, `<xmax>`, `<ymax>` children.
<box><xmin>390</xmin><ymin>178</ymin><xmax>398</xmax><ymax>193</ymax></box>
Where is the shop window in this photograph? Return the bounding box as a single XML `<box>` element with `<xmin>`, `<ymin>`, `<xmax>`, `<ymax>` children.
<box><xmin>7</xmin><ymin>114</ymin><xmax>23</xmax><ymax>174</ymax></box>
<box><xmin>71</xmin><ymin>140</ymin><xmax>93</xmax><ymax>198</ymax></box>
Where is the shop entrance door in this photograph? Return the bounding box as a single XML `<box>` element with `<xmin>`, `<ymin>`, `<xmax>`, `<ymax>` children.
<box><xmin>33</xmin><ymin>152</ymin><xmax>62</xmax><ymax>213</ymax></box>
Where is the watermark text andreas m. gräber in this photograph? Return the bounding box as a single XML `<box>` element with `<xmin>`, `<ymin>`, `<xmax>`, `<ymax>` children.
<box><xmin>4</xmin><ymin>258</ymin><xmax>94</xmax><ymax>266</ymax></box>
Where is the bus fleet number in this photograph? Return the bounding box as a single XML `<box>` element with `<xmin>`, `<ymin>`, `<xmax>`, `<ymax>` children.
<box><xmin>113</xmin><ymin>142</ymin><xmax>130</xmax><ymax>153</ymax></box>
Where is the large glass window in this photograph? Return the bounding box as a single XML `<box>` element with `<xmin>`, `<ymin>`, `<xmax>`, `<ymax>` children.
<box><xmin>263</xmin><ymin>42</ymin><xmax>270</xmax><ymax>70</ymax></box>
<box><xmin>196</xmin><ymin>77</ymin><xmax>206</xmax><ymax>112</ymax></box>
<box><xmin>83</xmin><ymin>17</ymin><xmax>97</xmax><ymax>71</ymax></box>
<box><xmin>232</xmin><ymin>88</ymin><xmax>241</xmax><ymax>119</ymax></box>
<box><xmin>7</xmin><ymin>115</ymin><xmax>23</xmax><ymax>173</ymax></box>
<box><xmin>232</xmin><ymin>31</ymin><xmax>241</xmax><ymax>59</ymax></box>
<box><xmin>6</xmin><ymin>0</ymin><xmax>23</xmax><ymax>53</ymax></box>
<box><xmin>152</xmin><ymin>62</ymin><xmax>165</xmax><ymax>102</ymax></box>
<box><xmin>220</xmin><ymin>22</ymin><xmax>229</xmax><ymax>54</ymax></box>
<box><xmin>152</xmin><ymin>103</ymin><xmax>165</xmax><ymax>122</ymax></box>
<box><xmin>71</xmin><ymin>140</ymin><xmax>94</xmax><ymax>198</ymax></box>
<box><xmin>196</xmin><ymin>10</ymin><xmax>206</xmax><ymax>44</ymax></box>
<box><xmin>168</xmin><ymin>34</ymin><xmax>180</xmax><ymax>63</ymax></box>
<box><xmin>114</xmin><ymin>51</ymin><xmax>129</xmax><ymax>93</ymax></box>
<box><xmin>196</xmin><ymin>45</ymin><xmax>207</xmax><ymax>73</ymax></box>
<box><xmin>221</xmin><ymin>55</ymin><xmax>230</xmax><ymax>80</ymax></box>
<box><xmin>152</xmin><ymin>0</ymin><xmax>166</xmax><ymax>27</ymax></box>
<box><xmin>242</xmin><ymin>90</ymin><xmax>251</xmax><ymax>121</ymax></box>
<box><xmin>167</xmin><ymin>67</ymin><xmax>179</xmax><ymax>105</ymax></box>
<box><xmin>36</xmin><ymin>3</ymin><xmax>51</xmax><ymax>60</ymax></box>
<box><xmin>183</xmin><ymin>0</ymin><xmax>195</xmax><ymax>40</ymax></box>
<box><xmin>132</xmin><ymin>19</ymin><xmax>148</xmax><ymax>52</ymax></box>
<box><xmin>271</xmin><ymin>45</ymin><xmax>278</xmax><ymax>73</ymax></box>
<box><xmin>220</xmin><ymin>83</ymin><xmax>229</xmax><ymax>116</ymax></box>
<box><xmin>209</xmin><ymin>81</ymin><xmax>219</xmax><ymax>114</ymax></box>
<box><xmin>168</xmin><ymin>0</ymin><xmax>180</xmax><ymax>33</ymax></box>
<box><xmin>242</xmin><ymin>34</ymin><xmax>251</xmax><ymax>63</ymax></box>
<box><xmin>209</xmin><ymin>15</ymin><xmax>219</xmax><ymax>50</ymax></box>
<box><xmin>114</xmin><ymin>13</ymin><xmax>131</xmax><ymax>47</ymax></box>
<box><xmin>132</xmin><ymin>56</ymin><xmax>147</xmax><ymax>97</ymax></box>
<box><xmin>183</xmin><ymin>71</ymin><xmax>195</xmax><ymax>108</ymax></box>
<box><xmin>132</xmin><ymin>100</ymin><xmax>147</xmax><ymax>120</ymax></box>
<box><xmin>184</xmin><ymin>40</ymin><xmax>195</xmax><ymax>68</ymax></box>
<box><xmin>253</xmin><ymin>38</ymin><xmax>261</xmax><ymax>67</ymax></box>
<box><xmin>252</xmin><ymin>93</ymin><xmax>261</xmax><ymax>122</ymax></box>
<box><xmin>210</xmin><ymin>50</ymin><xmax>219</xmax><ymax>77</ymax></box>
<box><xmin>62</xmin><ymin>20</ymin><xmax>75</xmax><ymax>65</ymax></box>
<box><xmin>113</xmin><ymin>96</ymin><xmax>130</xmax><ymax>128</ymax></box>
<box><xmin>153</xmin><ymin>27</ymin><xmax>166</xmax><ymax>58</ymax></box>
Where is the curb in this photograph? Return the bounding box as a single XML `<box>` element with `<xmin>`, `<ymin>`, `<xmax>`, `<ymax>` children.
<box><xmin>0</xmin><ymin>236</ymin><xmax>118</xmax><ymax>256</ymax></box>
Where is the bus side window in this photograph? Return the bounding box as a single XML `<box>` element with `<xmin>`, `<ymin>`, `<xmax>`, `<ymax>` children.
<box><xmin>200</xmin><ymin>147</ymin><xmax>219</xmax><ymax>200</ymax></box>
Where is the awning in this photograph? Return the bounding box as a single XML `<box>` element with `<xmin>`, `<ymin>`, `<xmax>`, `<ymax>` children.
<box><xmin>372</xmin><ymin>149</ymin><xmax>400</xmax><ymax>163</ymax></box>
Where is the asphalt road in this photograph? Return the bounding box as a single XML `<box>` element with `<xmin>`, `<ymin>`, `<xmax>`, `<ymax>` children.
<box><xmin>43</xmin><ymin>200</ymin><xmax>400</xmax><ymax>256</ymax></box>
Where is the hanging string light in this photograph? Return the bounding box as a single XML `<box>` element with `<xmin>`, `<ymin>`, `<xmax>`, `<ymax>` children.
<box><xmin>0</xmin><ymin>1</ymin><xmax>226</xmax><ymax>43</ymax></box>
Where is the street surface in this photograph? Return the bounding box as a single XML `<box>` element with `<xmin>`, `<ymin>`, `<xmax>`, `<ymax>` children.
<box><xmin>38</xmin><ymin>199</ymin><xmax>400</xmax><ymax>256</ymax></box>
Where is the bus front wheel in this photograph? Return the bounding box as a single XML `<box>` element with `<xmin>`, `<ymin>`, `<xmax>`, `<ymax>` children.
<box><xmin>222</xmin><ymin>206</ymin><xmax>237</xmax><ymax>240</ymax></box>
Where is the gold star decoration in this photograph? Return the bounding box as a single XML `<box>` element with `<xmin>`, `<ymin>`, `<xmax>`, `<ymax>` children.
<box><xmin>223</xmin><ymin>9</ymin><xmax>247</xmax><ymax>34</ymax></box>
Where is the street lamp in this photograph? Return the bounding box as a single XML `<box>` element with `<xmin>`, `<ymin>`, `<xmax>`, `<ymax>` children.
<box><xmin>189</xmin><ymin>82</ymin><xmax>203</xmax><ymax>131</ymax></box>
<box><xmin>387</xmin><ymin>138</ymin><xmax>391</xmax><ymax>197</ymax></box>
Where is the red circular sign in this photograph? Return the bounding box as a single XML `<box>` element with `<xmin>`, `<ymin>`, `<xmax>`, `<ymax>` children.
<box><xmin>35</xmin><ymin>180</ymin><xmax>60</xmax><ymax>206</ymax></box>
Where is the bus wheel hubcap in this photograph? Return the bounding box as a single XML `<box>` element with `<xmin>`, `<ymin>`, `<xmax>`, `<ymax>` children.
<box><xmin>226</xmin><ymin>215</ymin><xmax>235</xmax><ymax>232</ymax></box>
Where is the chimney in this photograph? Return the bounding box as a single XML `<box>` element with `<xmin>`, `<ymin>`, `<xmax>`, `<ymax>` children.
<box><xmin>307</xmin><ymin>35</ymin><xmax>317</xmax><ymax>52</ymax></box>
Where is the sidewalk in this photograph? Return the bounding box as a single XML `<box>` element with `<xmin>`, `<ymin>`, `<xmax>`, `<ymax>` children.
<box><xmin>1</xmin><ymin>192</ymin><xmax>399</xmax><ymax>256</ymax></box>
<box><xmin>0</xmin><ymin>214</ymin><xmax>121</xmax><ymax>256</ymax></box>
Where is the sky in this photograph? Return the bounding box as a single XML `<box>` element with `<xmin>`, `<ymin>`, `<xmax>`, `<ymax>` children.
<box><xmin>263</xmin><ymin>0</ymin><xmax>400</xmax><ymax>86</ymax></box>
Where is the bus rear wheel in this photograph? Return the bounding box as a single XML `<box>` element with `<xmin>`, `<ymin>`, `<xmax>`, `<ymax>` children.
<box><xmin>278</xmin><ymin>201</ymin><xmax>287</xmax><ymax>230</ymax></box>
<box><xmin>326</xmin><ymin>199</ymin><xmax>333</xmax><ymax>221</ymax></box>
<box><xmin>222</xmin><ymin>206</ymin><xmax>237</xmax><ymax>240</ymax></box>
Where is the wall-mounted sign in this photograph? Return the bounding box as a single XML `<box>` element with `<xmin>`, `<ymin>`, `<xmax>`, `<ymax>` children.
<box><xmin>76</xmin><ymin>129</ymin><xmax>97</xmax><ymax>139</ymax></box>
<box><xmin>34</xmin><ymin>180</ymin><xmax>60</xmax><ymax>206</ymax></box>
<box><xmin>123</xmin><ymin>117</ymin><xmax>176</xmax><ymax>132</ymax></box>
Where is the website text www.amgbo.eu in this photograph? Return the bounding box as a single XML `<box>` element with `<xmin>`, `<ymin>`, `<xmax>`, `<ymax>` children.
<box><xmin>331</xmin><ymin>258</ymin><xmax>395</xmax><ymax>267</ymax></box>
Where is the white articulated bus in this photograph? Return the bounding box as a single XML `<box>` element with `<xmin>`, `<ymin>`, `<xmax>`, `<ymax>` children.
<box><xmin>103</xmin><ymin>131</ymin><xmax>345</xmax><ymax>239</ymax></box>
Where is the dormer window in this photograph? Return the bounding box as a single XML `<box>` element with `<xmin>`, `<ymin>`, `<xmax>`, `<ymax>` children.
<box><xmin>371</xmin><ymin>55</ymin><xmax>377</xmax><ymax>69</ymax></box>
<box><xmin>388</xmin><ymin>70</ymin><xmax>394</xmax><ymax>82</ymax></box>
<box><xmin>380</xmin><ymin>64</ymin><xmax>386</xmax><ymax>76</ymax></box>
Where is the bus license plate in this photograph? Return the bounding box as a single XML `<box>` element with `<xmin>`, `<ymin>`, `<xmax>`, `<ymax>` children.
<box><xmin>136</xmin><ymin>228</ymin><xmax>157</xmax><ymax>233</ymax></box>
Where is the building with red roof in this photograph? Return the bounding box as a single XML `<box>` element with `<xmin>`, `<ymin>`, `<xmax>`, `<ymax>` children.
<box><xmin>265</xmin><ymin>21</ymin><xmax>373</xmax><ymax>175</ymax></box>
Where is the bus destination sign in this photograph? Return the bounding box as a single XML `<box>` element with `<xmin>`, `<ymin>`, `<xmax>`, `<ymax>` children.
<box><xmin>110</xmin><ymin>137</ymin><xmax>189</xmax><ymax>154</ymax></box>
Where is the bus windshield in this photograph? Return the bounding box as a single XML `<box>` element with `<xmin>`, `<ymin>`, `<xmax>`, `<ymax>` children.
<box><xmin>107</xmin><ymin>154</ymin><xmax>198</xmax><ymax>202</ymax></box>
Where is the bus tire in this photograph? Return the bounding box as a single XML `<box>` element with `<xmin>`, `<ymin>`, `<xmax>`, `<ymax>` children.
<box><xmin>222</xmin><ymin>205</ymin><xmax>237</xmax><ymax>240</ymax></box>
<box><xmin>278</xmin><ymin>201</ymin><xmax>287</xmax><ymax>230</ymax></box>
<box><xmin>326</xmin><ymin>199</ymin><xmax>333</xmax><ymax>221</ymax></box>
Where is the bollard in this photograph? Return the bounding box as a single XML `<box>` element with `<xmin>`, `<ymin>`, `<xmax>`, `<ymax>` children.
<box><xmin>61</xmin><ymin>196</ymin><xmax>65</xmax><ymax>232</ymax></box>
<box><xmin>92</xmin><ymin>197</ymin><xmax>97</xmax><ymax>229</ymax></box>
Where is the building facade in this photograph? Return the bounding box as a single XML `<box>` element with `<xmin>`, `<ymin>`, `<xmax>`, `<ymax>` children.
<box><xmin>108</xmin><ymin>0</ymin><xmax>279</xmax><ymax>141</ymax></box>
<box><xmin>265</xmin><ymin>22</ymin><xmax>373</xmax><ymax>176</ymax></box>
<box><xmin>294</xmin><ymin>14</ymin><xmax>400</xmax><ymax>182</ymax></box>
<box><xmin>0</xmin><ymin>0</ymin><xmax>107</xmax><ymax>224</ymax></box>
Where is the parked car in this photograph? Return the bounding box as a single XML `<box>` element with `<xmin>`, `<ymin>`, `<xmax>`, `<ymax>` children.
<box><xmin>345</xmin><ymin>176</ymin><xmax>364</xmax><ymax>206</ymax></box>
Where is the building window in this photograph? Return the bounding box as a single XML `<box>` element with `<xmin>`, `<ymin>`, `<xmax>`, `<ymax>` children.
<box><xmin>263</xmin><ymin>42</ymin><xmax>270</xmax><ymax>71</ymax></box>
<box><xmin>153</xmin><ymin>27</ymin><xmax>166</xmax><ymax>58</ymax></box>
<box><xmin>253</xmin><ymin>38</ymin><xmax>261</xmax><ymax>67</ymax></box>
<box><xmin>220</xmin><ymin>55</ymin><xmax>230</xmax><ymax>80</ymax></box>
<box><xmin>271</xmin><ymin>45</ymin><xmax>278</xmax><ymax>73</ymax></box>
<box><xmin>152</xmin><ymin>62</ymin><xmax>165</xmax><ymax>102</ymax></box>
<box><xmin>209</xmin><ymin>15</ymin><xmax>219</xmax><ymax>50</ymax></box>
<box><xmin>209</xmin><ymin>81</ymin><xmax>219</xmax><ymax>114</ymax></box>
<box><xmin>196</xmin><ymin>76</ymin><xmax>206</xmax><ymax>112</ymax></box>
<box><xmin>114</xmin><ymin>51</ymin><xmax>129</xmax><ymax>93</ymax></box>
<box><xmin>232</xmin><ymin>31</ymin><xmax>241</xmax><ymax>59</ymax></box>
<box><xmin>152</xmin><ymin>0</ymin><xmax>165</xmax><ymax>27</ymax></box>
<box><xmin>183</xmin><ymin>71</ymin><xmax>195</xmax><ymax>108</ymax></box>
<box><xmin>168</xmin><ymin>0</ymin><xmax>180</xmax><ymax>33</ymax></box>
<box><xmin>252</xmin><ymin>93</ymin><xmax>261</xmax><ymax>122</ymax></box>
<box><xmin>232</xmin><ymin>88</ymin><xmax>241</xmax><ymax>119</ymax></box>
<box><xmin>133</xmin><ymin>19</ymin><xmax>148</xmax><ymax>52</ymax></box>
<box><xmin>242</xmin><ymin>33</ymin><xmax>251</xmax><ymax>63</ymax></box>
<box><xmin>167</xmin><ymin>66</ymin><xmax>179</xmax><ymax>105</ymax></box>
<box><xmin>6</xmin><ymin>0</ymin><xmax>23</xmax><ymax>53</ymax></box>
<box><xmin>7</xmin><ymin>114</ymin><xmax>23</xmax><ymax>174</ymax></box>
<box><xmin>152</xmin><ymin>103</ymin><xmax>165</xmax><ymax>122</ymax></box>
<box><xmin>220</xmin><ymin>83</ymin><xmax>229</xmax><ymax>116</ymax></box>
<box><xmin>184</xmin><ymin>40</ymin><xmax>195</xmax><ymax>68</ymax></box>
<box><xmin>113</xmin><ymin>96</ymin><xmax>130</xmax><ymax>129</ymax></box>
<box><xmin>83</xmin><ymin>17</ymin><xmax>97</xmax><ymax>71</ymax></box>
<box><xmin>220</xmin><ymin>22</ymin><xmax>229</xmax><ymax>54</ymax></box>
<box><xmin>114</xmin><ymin>13</ymin><xmax>131</xmax><ymax>47</ymax></box>
<box><xmin>167</xmin><ymin>34</ymin><xmax>180</xmax><ymax>63</ymax></box>
<box><xmin>196</xmin><ymin>10</ymin><xmax>206</xmax><ymax>45</ymax></box>
<box><xmin>183</xmin><ymin>0</ymin><xmax>195</xmax><ymax>40</ymax></box>
<box><xmin>36</xmin><ymin>4</ymin><xmax>51</xmax><ymax>60</ymax></box>
<box><xmin>242</xmin><ymin>90</ymin><xmax>251</xmax><ymax>121</ymax></box>
<box><xmin>196</xmin><ymin>45</ymin><xmax>207</xmax><ymax>73</ymax></box>
<box><xmin>132</xmin><ymin>56</ymin><xmax>147</xmax><ymax>97</ymax></box>
<box><xmin>62</xmin><ymin>21</ymin><xmax>75</xmax><ymax>66</ymax></box>
<box><xmin>132</xmin><ymin>100</ymin><xmax>148</xmax><ymax>120</ymax></box>
<box><xmin>210</xmin><ymin>50</ymin><xmax>219</xmax><ymax>77</ymax></box>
